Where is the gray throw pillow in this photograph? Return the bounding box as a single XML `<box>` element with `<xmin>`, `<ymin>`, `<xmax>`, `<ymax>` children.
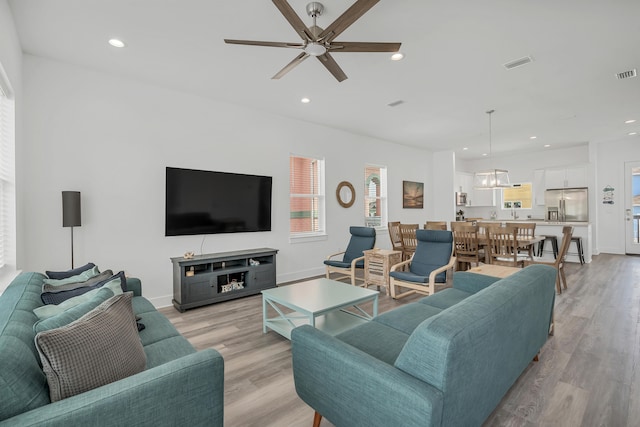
<box><xmin>34</xmin><ymin>292</ymin><xmax>146</xmax><ymax>402</ymax></box>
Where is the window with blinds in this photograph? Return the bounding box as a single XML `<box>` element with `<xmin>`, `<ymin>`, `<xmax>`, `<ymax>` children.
<box><xmin>0</xmin><ymin>75</ymin><xmax>16</xmax><ymax>272</ymax></box>
<box><xmin>290</xmin><ymin>155</ymin><xmax>325</xmax><ymax>235</ymax></box>
<box><xmin>364</xmin><ymin>165</ymin><xmax>387</xmax><ymax>228</ymax></box>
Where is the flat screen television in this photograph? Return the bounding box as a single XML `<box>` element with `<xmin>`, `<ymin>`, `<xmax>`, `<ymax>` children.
<box><xmin>165</xmin><ymin>167</ymin><xmax>272</xmax><ymax>236</ymax></box>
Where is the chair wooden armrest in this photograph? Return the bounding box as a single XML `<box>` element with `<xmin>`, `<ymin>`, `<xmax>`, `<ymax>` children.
<box><xmin>428</xmin><ymin>256</ymin><xmax>457</xmax><ymax>284</ymax></box>
<box><xmin>350</xmin><ymin>255</ymin><xmax>365</xmax><ymax>269</ymax></box>
<box><xmin>390</xmin><ymin>259</ymin><xmax>412</xmax><ymax>272</ymax></box>
<box><xmin>326</xmin><ymin>251</ymin><xmax>346</xmax><ymax>261</ymax></box>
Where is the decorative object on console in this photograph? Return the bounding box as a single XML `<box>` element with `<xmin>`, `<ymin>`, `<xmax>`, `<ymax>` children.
<box><xmin>473</xmin><ymin>110</ymin><xmax>511</xmax><ymax>189</ymax></box>
<box><xmin>62</xmin><ymin>191</ymin><xmax>81</xmax><ymax>268</ymax></box>
<box><xmin>336</xmin><ymin>181</ymin><xmax>355</xmax><ymax>208</ymax></box>
<box><xmin>184</xmin><ymin>251</ymin><xmax>195</xmax><ymax>259</ymax></box>
<box><xmin>402</xmin><ymin>181</ymin><xmax>424</xmax><ymax>209</ymax></box>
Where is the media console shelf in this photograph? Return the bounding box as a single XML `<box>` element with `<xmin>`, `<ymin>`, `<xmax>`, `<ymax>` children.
<box><xmin>171</xmin><ymin>248</ymin><xmax>278</xmax><ymax>312</ymax></box>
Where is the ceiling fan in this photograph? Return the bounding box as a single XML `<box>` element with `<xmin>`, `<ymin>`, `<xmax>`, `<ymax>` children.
<box><xmin>224</xmin><ymin>0</ymin><xmax>401</xmax><ymax>82</ymax></box>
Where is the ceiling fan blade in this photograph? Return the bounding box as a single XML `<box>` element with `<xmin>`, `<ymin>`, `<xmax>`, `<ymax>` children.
<box><xmin>272</xmin><ymin>52</ymin><xmax>310</xmax><ymax>79</ymax></box>
<box><xmin>329</xmin><ymin>41</ymin><xmax>401</xmax><ymax>53</ymax></box>
<box><xmin>318</xmin><ymin>0</ymin><xmax>380</xmax><ymax>43</ymax></box>
<box><xmin>317</xmin><ymin>53</ymin><xmax>348</xmax><ymax>82</ymax></box>
<box><xmin>224</xmin><ymin>39</ymin><xmax>304</xmax><ymax>49</ymax></box>
<box><xmin>272</xmin><ymin>0</ymin><xmax>314</xmax><ymax>41</ymax></box>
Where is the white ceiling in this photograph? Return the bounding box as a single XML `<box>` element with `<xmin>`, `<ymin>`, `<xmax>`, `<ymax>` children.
<box><xmin>7</xmin><ymin>0</ymin><xmax>640</xmax><ymax>159</ymax></box>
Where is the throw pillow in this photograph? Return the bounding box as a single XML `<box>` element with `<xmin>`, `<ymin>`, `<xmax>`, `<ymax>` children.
<box><xmin>34</xmin><ymin>276</ymin><xmax>124</xmax><ymax>320</ymax></box>
<box><xmin>46</xmin><ymin>262</ymin><xmax>96</xmax><ymax>280</ymax></box>
<box><xmin>34</xmin><ymin>292</ymin><xmax>146</xmax><ymax>402</ymax></box>
<box><xmin>34</xmin><ymin>287</ymin><xmax>116</xmax><ymax>334</ymax></box>
<box><xmin>42</xmin><ymin>266</ymin><xmax>101</xmax><ymax>286</ymax></box>
<box><xmin>41</xmin><ymin>271</ymin><xmax>125</xmax><ymax>305</ymax></box>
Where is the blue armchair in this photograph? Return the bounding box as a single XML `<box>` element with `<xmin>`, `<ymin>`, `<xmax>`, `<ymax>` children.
<box><xmin>324</xmin><ymin>226</ymin><xmax>376</xmax><ymax>286</ymax></box>
<box><xmin>390</xmin><ymin>229</ymin><xmax>456</xmax><ymax>299</ymax></box>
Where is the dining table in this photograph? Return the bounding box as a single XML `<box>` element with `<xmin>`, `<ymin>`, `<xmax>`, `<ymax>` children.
<box><xmin>477</xmin><ymin>233</ymin><xmax>545</xmax><ymax>263</ymax></box>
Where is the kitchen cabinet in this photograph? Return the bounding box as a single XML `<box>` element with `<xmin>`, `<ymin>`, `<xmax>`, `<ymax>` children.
<box><xmin>544</xmin><ymin>165</ymin><xmax>587</xmax><ymax>189</ymax></box>
<box><xmin>533</xmin><ymin>169</ymin><xmax>546</xmax><ymax>206</ymax></box>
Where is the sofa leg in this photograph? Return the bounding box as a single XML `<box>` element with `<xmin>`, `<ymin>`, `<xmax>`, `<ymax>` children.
<box><xmin>533</xmin><ymin>353</ymin><xmax>540</xmax><ymax>362</ymax></box>
<box><xmin>313</xmin><ymin>411</ymin><xmax>323</xmax><ymax>427</ymax></box>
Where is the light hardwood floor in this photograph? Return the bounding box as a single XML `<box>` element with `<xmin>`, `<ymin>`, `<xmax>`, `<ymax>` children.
<box><xmin>160</xmin><ymin>254</ymin><xmax>640</xmax><ymax>426</ymax></box>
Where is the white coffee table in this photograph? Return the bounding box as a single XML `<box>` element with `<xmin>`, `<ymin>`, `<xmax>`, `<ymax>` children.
<box><xmin>262</xmin><ymin>278</ymin><xmax>379</xmax><ymax>340</ymax></box>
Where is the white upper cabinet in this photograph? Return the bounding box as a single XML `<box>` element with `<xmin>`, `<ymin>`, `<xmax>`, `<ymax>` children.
<box><xmin>533</xmin><ymin>169</ymin><xmax>546</xmax><ymax>205</ymax></box>
<box><xmin>544</xmin><ymin>165</ymin><xmax>587</xmax><ymax>189</ymax></box>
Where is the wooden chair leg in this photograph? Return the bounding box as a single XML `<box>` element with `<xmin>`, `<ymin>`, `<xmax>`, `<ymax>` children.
<box><xmin>559</xmin><ymin>266</ymin><xmax>568</xmax><ymax>290</ymax></box>
<box><xmin>555</xmin><ymin>273</ymin><xmax>562</xmax><ymax>294</ymax></box>
<box><xmin>313</xmin><ymin>411</ymin><xmax>323</xmax><ymax>427</ymax></box>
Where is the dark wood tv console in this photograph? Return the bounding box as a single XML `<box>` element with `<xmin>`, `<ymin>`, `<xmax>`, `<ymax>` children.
<box><xmin>171</xmin><ymin>248</ymin><xmax>278</xmax><ymax>312</ymax></box>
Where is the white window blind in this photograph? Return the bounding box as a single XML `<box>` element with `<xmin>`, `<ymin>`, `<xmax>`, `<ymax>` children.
<box><xmin>289</xmin><ymin>155</ymin><xmax>325</xmax><ymax>235</ymax></box>
<box><xmin>364</xmin><ymin>165</ymin><xmax>387</xmax><ymax>228</ymax></box>
<box><xmin>0</xmin><ymin>78</ymin><xmax>16</xmax><ymax>271</ymax></box>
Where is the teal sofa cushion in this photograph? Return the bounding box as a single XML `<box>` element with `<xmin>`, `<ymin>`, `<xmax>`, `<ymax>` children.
<box><xmin>335</xmin><ymin>321</ymin><xmax>410</xmax><ymax>365</ymax></box>
<box><xmin>374</xmin><ymin>302</ymin><xmax>443</xmax><ymax>335</ymax></box>
<box><xmin>418</xmin><ymin>287</ymin><xmax>472</xmax><ymax>309</ymax></box>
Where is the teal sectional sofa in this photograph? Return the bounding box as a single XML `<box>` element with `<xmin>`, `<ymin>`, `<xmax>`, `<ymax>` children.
<box><xmin>292</xmin><ymin>264</ymin><xmax>556</xmax><ymax>427</ymax></box>
<box><xmin>0</xmin><ymin>272</ymin><xmax>224</xmax><ymax>426</ymax></box>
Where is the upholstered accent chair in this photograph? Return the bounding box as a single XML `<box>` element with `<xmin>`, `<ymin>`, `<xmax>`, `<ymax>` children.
<box><xmin>389</xmin><ymin>229</ymin><xmax>456</xmax><ymax>299</ymax></box>
<box><xmin>325</xmin><ymin>226</ymin><xmax>376</xmax><ymax>286</ymax></box>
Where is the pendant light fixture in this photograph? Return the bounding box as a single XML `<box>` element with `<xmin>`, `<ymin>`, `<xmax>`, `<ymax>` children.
<box><xmin>473</xmin><ymin>109</ymin><xmax>511</xmax><ymax>189</ymax></box>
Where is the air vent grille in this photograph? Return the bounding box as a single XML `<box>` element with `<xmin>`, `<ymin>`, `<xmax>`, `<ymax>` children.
<box><xmin>616</xmin><ymin>69</ymin><xmax>637</xmax><ymax>79</ymax></box>
<box><xmin>503</xmin><ymin>56</ymin><xmax>533</xmax><ymax>70</ymax></box>
<box><xmin>387</xmin><ymin>100</ymin><xmax>404</xmax><ymax>107</ymax></box>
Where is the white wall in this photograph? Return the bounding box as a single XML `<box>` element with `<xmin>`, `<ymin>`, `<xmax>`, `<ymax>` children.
<box><xmin>595</xmin><ymin>138</ymin><xmax>640</xmax><ymax>254</ymax></box>
<box><xmin>20</xmin><ymin>54</ymin><xmax>434</xmax><ymax>306</ymax></box>
<box><xmin>0</xmin><ymin>0</ymin><xmax>22</xmax><ymax>289</ymax></box>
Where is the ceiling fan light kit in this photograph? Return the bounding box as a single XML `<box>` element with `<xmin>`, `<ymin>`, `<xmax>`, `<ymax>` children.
<box><xmin>224</xmin><ymin>0</ymin><xmax>402</xmax><ymax>82</ymax></box>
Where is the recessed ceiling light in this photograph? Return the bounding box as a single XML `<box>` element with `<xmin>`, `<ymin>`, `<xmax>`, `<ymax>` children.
<box><xmin>482</xmin><ymin>153</ymin><xmax>488</xmax><ymax>157</ymax></box>
<box><xmin>530</xmin><ymin>136</ymin><xmax>537</xmax><ymax>140</ymax></box>
<box><xmin>301</xmin><ymin>97</ymin><xmax>311</xmax><ymax>104</ymax></box>
<box><xmin>108</xmin><ymin>39</ymin><xmax>126</xmax><ymax>48</ymax></box>
<box><xmin>544</xmin><ymin>144</ymin><xmax>551</xmax><ymax>148</ymax></box>
<box><xmin>629</xmin><ymin>132</ymin><xmax>638</xmax><ymax>136</ymax></box>
<box><xmin>625</xmin><ymin>119</ymin><xmax>636</xmax><ymax>124</ymax></box>
<box><xmin>463</xmin><ymin>147</ymin><xmax>469</xmax><ymax>151</ymax></box>
<box><xmin>390</xmin><ymin>52</ymin><xmax>404</xmax><ymax>61</ymax></box>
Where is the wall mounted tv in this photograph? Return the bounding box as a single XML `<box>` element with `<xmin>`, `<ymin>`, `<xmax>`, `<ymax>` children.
<box><xmin>165</xmin><ymin>167</ymin><xmax>272</xmax><ymax>236</ymax></box>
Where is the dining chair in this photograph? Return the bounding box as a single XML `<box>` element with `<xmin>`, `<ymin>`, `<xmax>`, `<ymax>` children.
<box><xmin>387</xmin><ymin>221</ymin><xmax>404</xmax><ymax>253</ymax></box>
<box><xmin>399</xmin><ymin>223</ymin><xmax>419</xmax><ymax>261</ymax></box>
<box><xmin>525</xmin><ymin>226</ymin><xmax>574</xmax><ymax>294</ymax></box>
<box><xmin>451</xmin><ymin>223</ymin><xmax>484</xmax><ymax>270</ymax></box>
<box><xmin>424</xmin><ymin>221</ymin><xmax>447</xmax><ymax>230</ymax></box>
<box><xmin>389</xmin><ymin>229</ymin><xmax>456</xmax><ymax>299</ymax></box>
<box><xmin>476</xmin><ymin>221</ymin><xmax>492</xmax><ymax>236</ymax></box>
<box><xmin>487</xmin><ymin>225</ymin><xmax>524</xmax><ymax>267</ymax></box>
<box><xmin>506</xmin><ymin>222</ymin><xmax>536</xmax><ymax>260</ymax></box>
<box><xmin>324</xmin><ymin>226</ymin><xmax>376</xmax><ymax>286</ymax></box>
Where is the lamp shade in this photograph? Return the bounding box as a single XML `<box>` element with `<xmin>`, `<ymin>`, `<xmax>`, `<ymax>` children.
<box><xmin>62</xmin><ymin>191</ymin><xmax>81</xmax><ymax>227</ymax></box>
<box><xmin>473</xmin><ymin>169</ymin><xmax>511</xmax><ymax>189</ymax></box>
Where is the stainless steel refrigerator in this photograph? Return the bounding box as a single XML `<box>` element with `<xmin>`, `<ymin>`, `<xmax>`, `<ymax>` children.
<box><xmin>545</xmin><ymin>187</ymin><xmax>589</xmax><ymax>222</ymax></box>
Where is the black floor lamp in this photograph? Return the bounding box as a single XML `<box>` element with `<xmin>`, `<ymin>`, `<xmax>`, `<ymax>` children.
<box><xmin>62</xmin><ymin>191</ymin><xmax>81</xmax><ymax>268</ymax></box>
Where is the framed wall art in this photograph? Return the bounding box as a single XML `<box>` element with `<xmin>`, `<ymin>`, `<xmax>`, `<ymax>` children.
<box><xmin>403</xmin><ymin>180</ymin><xmax>424</xmax><ymax>209</ymax></box>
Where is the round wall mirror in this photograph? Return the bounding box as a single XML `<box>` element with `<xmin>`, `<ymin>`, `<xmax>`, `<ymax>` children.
<box><xmin>336</xmin><ymin>181</ymin><xmax>355</xmax><ymax>208</ymax></box>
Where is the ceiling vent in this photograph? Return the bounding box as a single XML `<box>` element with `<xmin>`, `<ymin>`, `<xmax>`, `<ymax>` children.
<box><xmin>616</xmin><ymin>69</ymin><xmax>637</xmax><ymax>80</ymax></box>
<box><xmin>387</xmin><ymin>100</ymin><xmax>404</xmax><ymax>107</ymax></box>
<box><xmin>503</xmin><ymin>56</ymin><xmax>533</xmax><ymax>70</ymax></box>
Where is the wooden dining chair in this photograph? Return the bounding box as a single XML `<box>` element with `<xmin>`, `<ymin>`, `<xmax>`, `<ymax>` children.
<box><xmin>399</xmin><ymin>223</ymin><xmax>419</xmax><ymax>261</ymax></box>
<box><xmin>387</xmin><ymin>221</ymin><xmax>404</xmax><ymax>253</ymax></box>
<box><xmin>451</xmin><ymin>223</ymin><xmax>484</xmax><ymax>270</ymax></box>
<box><xmin>507</xmin><ymin>222</ymin><xmax>536</xmax><ymax>260</ymax></box>
<box><xmin>525</xmin><ymin>226</ymin><xmax>574</xmax><ymax>294</ymax></box>
<box><xmin>487</xmin><ymin>225</ymin><xmax>524</xmax><ymax>267</ymax></box>
<box><xmin>424</xmin><ymin>221</ymin><xmax>448</xmax><ymax>230</ymax></box>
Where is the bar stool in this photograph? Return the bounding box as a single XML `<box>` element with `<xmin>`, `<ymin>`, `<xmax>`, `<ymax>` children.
<box><xmin>537</xmin><ymin>235</ymin><xmax>558</xmax><ymax>259</ymax></box>
<box><xmin>569</xmin><ymin>236</ymin><xmax>585</xmax><ymax>265</ymax></box>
